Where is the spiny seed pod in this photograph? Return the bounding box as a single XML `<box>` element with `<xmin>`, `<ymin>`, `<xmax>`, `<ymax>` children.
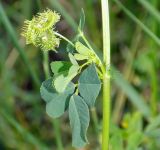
<box><xmin>21</xmin><ymin>17</ymin><xmax>37</xmax><ymax>44</ymax></box>
<box><xmin>21</xmin><ymin>9</ymin><xmax>60</xmax><ymax>51</ymax></box>
<box><xmin>34</xmin><ymin>9</ymin><xmax>60</xmax><ymax>33</ymax></box>
<box><xmin>36</xmin><ymin>29</ymin><xmax>60</xmax><ymax>51</ymax></box>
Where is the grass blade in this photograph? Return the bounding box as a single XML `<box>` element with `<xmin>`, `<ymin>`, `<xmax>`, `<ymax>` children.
<box><xmin>0</xmin><ymin>2</ymin><xmax>40</xmax><ymax>87</ymax></box>
<box><xmin>113</xmin><ymin>67</ymin><xmax>151</xmax><ymax>118</ymax></box>
<box><xmin>0</xmin><ymin>109</ymin><xmax>49</xmax><ymax>150</ymax></box>
<box><xmin>113</xmin><ymin>0</ymin><xmax>160</xmax><ymax>46</ymax></box>
<box><xmin>138</xmin><ymin>0</ymin><xmax>160</xmax><ymax>24</ymax></box>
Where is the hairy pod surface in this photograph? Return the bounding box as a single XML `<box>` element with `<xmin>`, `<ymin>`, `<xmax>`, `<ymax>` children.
<box><xmin>22</xmin><ymin>9</ymin><xmax>60</xmax><ymax>51</ymax></box>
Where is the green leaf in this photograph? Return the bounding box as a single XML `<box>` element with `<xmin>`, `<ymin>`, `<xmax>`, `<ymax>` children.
<box><xmin>78</xmin><ymin>64</ymin><xmax>101</xmax><ymax>107</ymax></box>
<box><xmin>126</xmin><ymin>131</ymin><xmax>143</xmax><ymax>150</ymax></box>
<box><xmin>79</xmin><ymin>8</ymin><xmax>85</xmax><ymax>31</ymax></box>
<box><xmin>68</xmin><ymin>53</ymin><xmax>79</xmax><ymax>66</ymax></box>
<box><xmin>40</xmin><ymin>78</ymin><xmax>75</xmax><ymax>118</ymax></box>
<box><xmin>110</xmin><ymin>132</ymin><xmax>123</xmax><ymax>150</ymax></box>
<box><xmin>66</xmin><ymin>34</ymin><xmax>83</xmax><ymax>53</ymax></box>
<box><xmin>40</xmin><ymin>78</ymin><xmax>57</xmax><ymax>103</ymax></box>
<box><xmin>54</xmin><ymin>65</ymin><xmax>79</xmax><ymax>93</ymax></box>
<box><xmin>66</xmin><ymin>42</ymin><xmax>75</xmax><ymax>53</ymax></box>
<box><xmin>74</xmin><ymin>54</ymin><xmax>88</xmax><ymax>60</ymax></box>
<box><xmin>50</xmin><ymin>61</ymin><xmax>72</xmax><ymax>76</ymax></box>
<box><xmin>69</xmin><ymin>95</ymin><xmax>90</xmax><ymax>148</ymax></box>
<box><xmin>127</xmin><ymin>113</ymin><xmax>143</xmax><ymax>132</ymax></box>
<box><xmin>145</xmin><ymin>115</ymin><xmax>160</xmax><ymax>133</ymax></box>
<box><xmin>145</xmin><ymin>128</ymin><xmax>160</xmax><ymax>138</ymax></box>
<box><xmin>75</xmin><ymin>41</ymin><xmax>91</xmax><ymax>56</ymax></box>
<box><xmin>46</xmin><ymin>94</ymin><xmax>70</xmax><ymax>118</ymax></box>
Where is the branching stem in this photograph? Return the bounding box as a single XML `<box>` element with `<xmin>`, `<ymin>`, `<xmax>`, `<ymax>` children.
<box><xmin>79</xmin><ymin>31</ymin><xmax>105</xmax><ymax>73</ymax></box>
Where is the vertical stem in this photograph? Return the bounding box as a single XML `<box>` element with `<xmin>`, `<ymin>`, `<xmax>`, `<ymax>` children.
<box><xmin>101</xmin><ymin>0</ymin><xmax>110</xmax><ymax>65</ymax></box>
<box><xmin>43</xmin><ymin>52</ymin><xmax>50</xmax><ymax>79</ymax></box>
<box><xmin>52</xmin><ymin>119</ymin><xmax>64</xmax><ymax>150</ymax></box>
<box><xmin>102</xmin><ymin>76</ymin><xmax>110</xmax><ymax>150</ymax></box>
<box><xmin>101</xmin><ymin>0</ymin><xmax>111</xmax><ymax>150</ymax></box>
<box><xmin>43</xmin><ymin>52</ymin><xmax>64</xmax><ymax>150</ymax></box>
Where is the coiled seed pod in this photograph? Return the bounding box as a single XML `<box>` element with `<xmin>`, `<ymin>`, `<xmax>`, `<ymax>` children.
<box><xmin>21</xmin><ymin>9</ymin><xmax>60</xmax><ymax>51</ymax></box>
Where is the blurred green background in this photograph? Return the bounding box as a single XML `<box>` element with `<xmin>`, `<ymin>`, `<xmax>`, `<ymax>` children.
<box><xmin>0</xmin><ymin>0</ymin><xmax>160</xmax><ymax>149</ymax></box>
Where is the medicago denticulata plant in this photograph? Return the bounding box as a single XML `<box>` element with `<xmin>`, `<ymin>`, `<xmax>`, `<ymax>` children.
<box><xmin>22</xmin><ymin>1</ymin><xmax>111</xmax><ymax>149</ymax></box>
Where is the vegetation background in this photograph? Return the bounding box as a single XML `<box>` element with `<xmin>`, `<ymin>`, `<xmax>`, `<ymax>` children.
<box><xmin>0</xmin><ymin>0</ymin><xmax>160</xmax><ymax>149</ymax></box>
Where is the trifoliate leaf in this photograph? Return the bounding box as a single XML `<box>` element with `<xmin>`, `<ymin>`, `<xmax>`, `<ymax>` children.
<box><xmin>69</xmin><ymin>95</ymin><xmax>90</xmax><ymax>148</ymax></box>
<box><xmin>50</xmin><ymin>61</ymin><xmax>72</xmax><ymax>76</ymax></box>
<box><xmin>78</xmin><ymin>64</ymin><xmax>101</xmax><ymax>107</ymax></box>
<box><xmin>54</xmin><ymin>65</ymin><xmax>79</xmax><ymax>93</ymax></box>
<box><xmin>40</xmin><ymin>78</ymin><xmax>75</xmax><ymax>118</ymax></box>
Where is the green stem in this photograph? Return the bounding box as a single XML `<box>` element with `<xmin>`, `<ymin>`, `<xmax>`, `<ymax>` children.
<box><xmin>79</xmin><ymin>31</ymin><xmax>94</xmax><ymax>51</ymax></box>
<box><xmin>43</xmin><ymin>52</ymin><xmax>50</xmax><ymax>79</ymax></box>
<box><xmin>42</xmin><ymin>51</ymin><xmax>64</xmax><ymax>150</ymax></box>
<box><xmin>102</xmin><ymin>75</ymin><xmax>110</xmax><ymax>150</ymax></box>
<box><xmin>54</xmin><ymin>32</ymin><xmax>74</xmax><ymax>46</ymax></box>
<box><xmin>101</xmin><ymin>0</ymin><xmax>111</xmax><ymax>150</ymax></box>
<box><xmin>55</xmin><ymin>31</ymin><xmax>105</xmax><ymax>76</ymax></box>
<box><xmin>80</xmin><ymin>32</ymin><xmax>105</xmax><ymax>73</ymax></box>
<box><xmin>52</xmin><ymin>120</ymin><xmax>64</xmax><ymax>150</ymax></box>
